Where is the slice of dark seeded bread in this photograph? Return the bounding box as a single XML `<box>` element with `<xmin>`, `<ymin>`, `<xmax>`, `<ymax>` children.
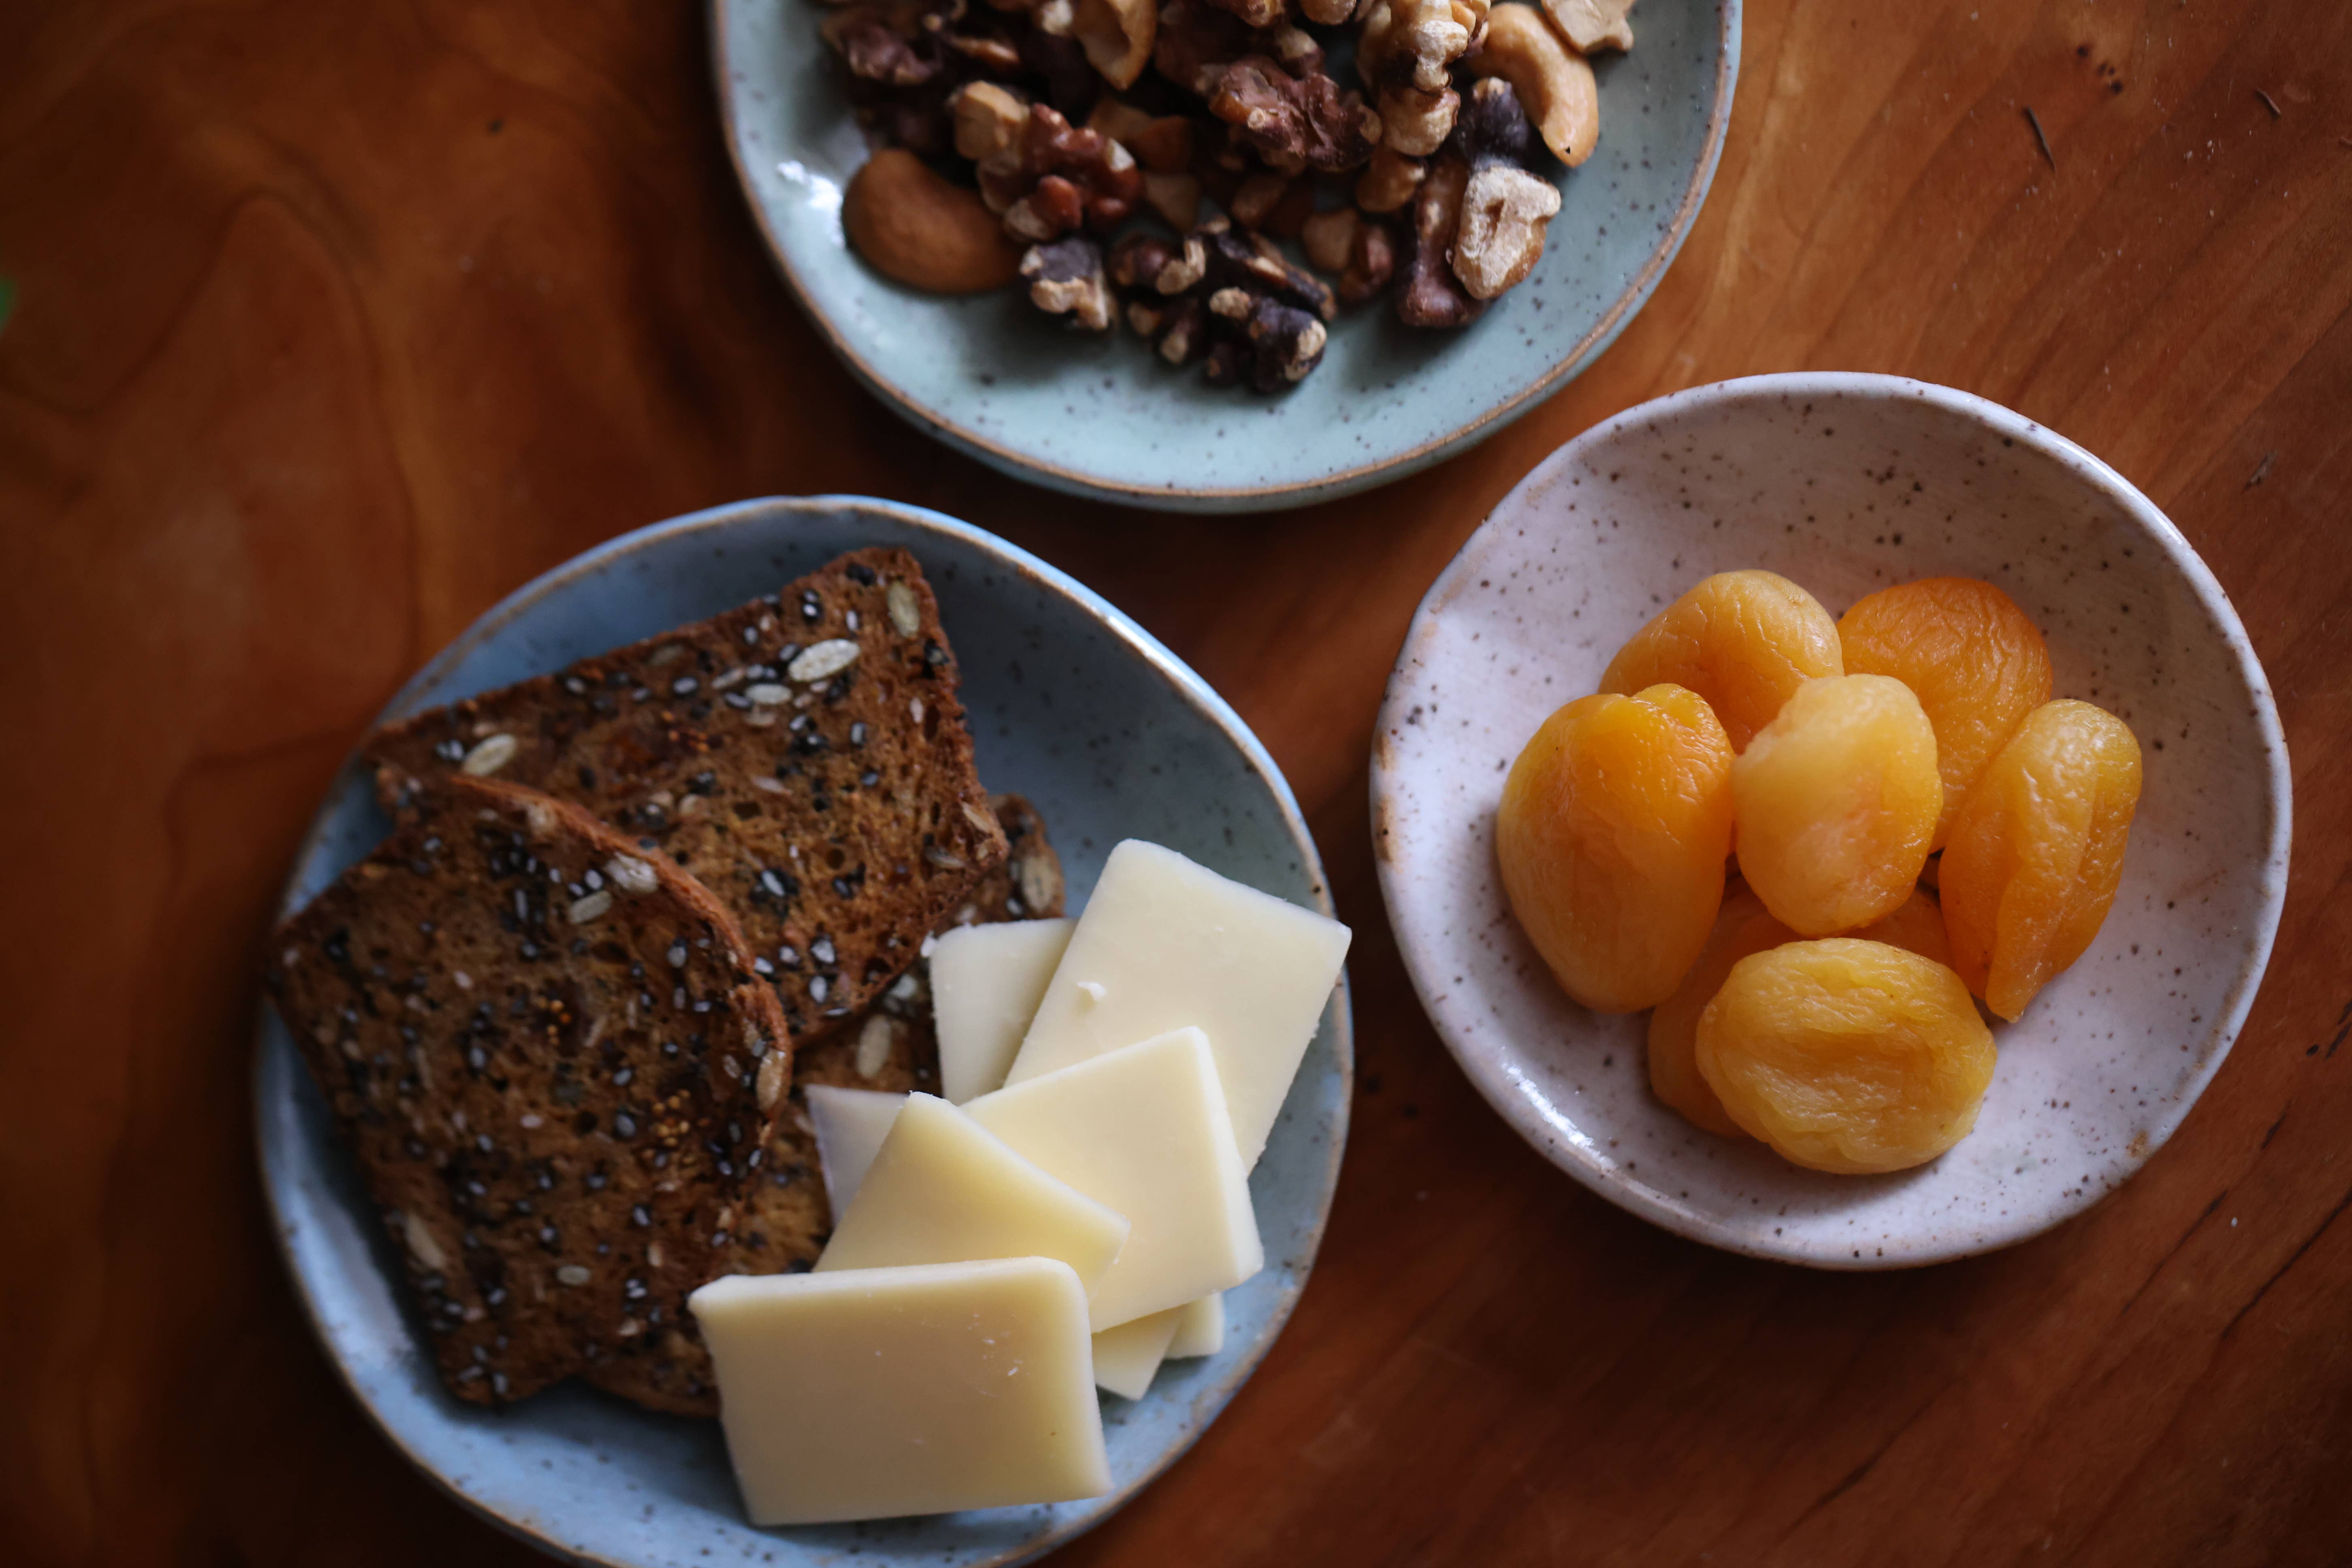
<box><xmin>366</xmin><ymin>548</ymin><xmax>1008</xmax><ymax>1043</ymax></box>
<box><xmin>579</xmin><ymin>793</ymin><xmax>1066</xmax><ymax>1417</ymax></box>
<box><xmin>266</xmin><ymin>775</ymin><xmax>791</xmax><ymax>1407</ymax></box>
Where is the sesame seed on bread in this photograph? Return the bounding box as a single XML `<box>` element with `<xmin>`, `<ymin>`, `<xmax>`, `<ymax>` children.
<box><xmin>577</xmin><ymin>793</ymin><xmax>1067</xmax><ymax>1417</ymax></box>
<box><xmin>266</xmin><ymin>775</ymin><xmax>790</xmax><ymax>1406</ymax></box>
<box><xmin>365</xmin><ymin>549</ymin><xmax>1008</xmax><ymax>1043</ymax></box>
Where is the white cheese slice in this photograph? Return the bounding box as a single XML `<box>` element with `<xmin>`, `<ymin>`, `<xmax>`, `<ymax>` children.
<box><xmin>1007</xmin><ymin>839</ymin><xmax>1352</xmax><ymax>1166</ymax></box>
<box><xmin>803</xmin><ymin>1084</ymin><xmax>905</xmax><ymax>1216</ymax></box>
<box><xmin>1091</xmin><ymin>1306</ymin><xmax>1183</xmax><ymax>1399</ymax></box>
<box><xmin>966</xmin><ymin>1027</ymin><xmax>1261</xmax><ymax>1330</ymax></box>
<box><xmin>931</xmin><ymin>918</ymin><xmax>1076</xmax><ymax>1102</ymax></box>
<box><xmin>690</xmin><ymin>1259</ymin><xmax>1111</xmax><ymax>1525</ymax></box>
<box><xmin>1166</xmin><ymin>1292</ymin><xmax>1225</xmax><ymax>1359</ymax></box>
<box><xmin>815</xmin><ymin>1093</ymin><xmax>1129</xmax><ymax>1294</ymax></box>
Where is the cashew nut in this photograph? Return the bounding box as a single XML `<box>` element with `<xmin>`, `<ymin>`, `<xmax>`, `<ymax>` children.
<box><xmin>843</xmin><ymin>149</ymin><xmax>1024</xmax><ymax>294</ymax></box>
<box><xmin>1074</xmin><ymin>0</ymin><xmax>1156</xmax><ymax>89</ymax></box>
<box><xmin>1470</xmin><ymin>4</ymin><xmax>1599</xmax><ymax>166</ymax></box>
<box><xmin>1542</xmin><ymin>0</ymin><xmax>1634</xmax><ymax>53</ymax></box>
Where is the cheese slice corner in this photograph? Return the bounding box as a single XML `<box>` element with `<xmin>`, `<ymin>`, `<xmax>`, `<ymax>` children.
<box><xmin>967</xmin><ymin>1027</ymin><xmax>1261</xmax><ymax>1330</ymax></box>
<box><xmin>814</xmin><ymin>1092</ymin><xmax>1129</xmax><ymax>1295</ymax></box>
<box><xmin>1092</xmin><ymin>1305</ymin><xmax>1184</xmax><ymax>1400</ymax></box>
<box><xmin>690</xmin><ymin>1258</ymin><xmax>1110</xmax><ymax>1525</ymax></box>
<box><xmin>1008</xmin><ymin>839</ymin><xmax>1350</xmax><ymax>1166</ymax></box>
<box><xmin>803</xmin><ymin>1083</ymin><xmax>906</xmax><ymax>1217</ymax></box>
<box><xmin>1166</xmin><ymin>1292</ymin><xmax>1226</xmax><ymax>1359</ymax></box>
<box><xmin>931</xmin><ymin>917</ymin><xmax>1076</xmax><ymax>1103</ymax></box>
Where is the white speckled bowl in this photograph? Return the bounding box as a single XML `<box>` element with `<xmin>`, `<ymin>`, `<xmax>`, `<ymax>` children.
<box><xmin>1371</xmin><ymin>374</ymin><xmax>2291</xmax><ymax>1268</ymax></box>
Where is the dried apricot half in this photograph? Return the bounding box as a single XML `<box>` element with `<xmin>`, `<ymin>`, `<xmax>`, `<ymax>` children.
<box><xmin>1838</xmin><ymin>577</ymin><xmax>2053</xmax><ymax>848</ymax></box>
<box><xmin>1695</xmin><ymin>939</ymin><xmax>1996</xmax><ymax>1174</ymax></box>
<box><xmin>1940</xmin><ymin>699</ymin><xmax>2143</xmax><ymax>1020</ymax></box>
<box><xmin>1497</xmin><ymin>684</ymin><xmax>1735</xmax><ymax>1014</ymax></box>
<box><xmin>1647</xmin><ymin>886</ymin><xmax>1790</xmax><ymax>1137</ymax></box>
<box><xmin>1731</xmin><ymin>675</ymin><xmax>1942</xmax><ymax>937</ymax></box>
<box><xmin>1600</xmin><ymin>571</ymin><xmax>1843</xmax><ymax>751</ymax></box>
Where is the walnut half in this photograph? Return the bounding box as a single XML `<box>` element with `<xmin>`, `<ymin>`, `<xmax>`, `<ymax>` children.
<box><xmin>1021</xmin><ymin>236</ymin><xmax>1115</xmax><ymax>328</ymax></box>
<box><xmin>1208</xmin><ymin>56</ymin><xmax>1384</xmax><ymax>173</ymax></box>
<box><xmin>1451</xmin><ymin>164</ymin><xmax>1560</xmax><ymax>298</ymax></box>
<box><xmin>1396</xmin><ymin>153</ymin><xmax>1483</xmax><ymax>327</ymax></box>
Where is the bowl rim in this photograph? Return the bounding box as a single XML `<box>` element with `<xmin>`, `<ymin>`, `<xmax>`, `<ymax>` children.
<box><xmin>705</xmin><ymin>0</ymin><xmax>1744</xmax><ymax>512</ymax></box>
<box><xmin>253</xmin><ymin>494</ymin><xmax>1354</xmax><ymax>1563</ymax></box>
<box><xmin>1370</xmin><ymin>371</ymin><xmax>2294</xmax><ymax>1269</ymax></box>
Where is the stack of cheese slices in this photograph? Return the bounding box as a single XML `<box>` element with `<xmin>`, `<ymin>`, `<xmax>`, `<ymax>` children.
<box><xmin>689</xmin><ymin>839</ymin><xmax>1352</xmax><ymax>1527</ymax></box>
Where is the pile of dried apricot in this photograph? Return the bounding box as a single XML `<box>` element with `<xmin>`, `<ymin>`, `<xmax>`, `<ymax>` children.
<box><xmin>1495</xmin><ymin>569</ymin><xmax>2143</xmax><ymax>1176</ymax></box>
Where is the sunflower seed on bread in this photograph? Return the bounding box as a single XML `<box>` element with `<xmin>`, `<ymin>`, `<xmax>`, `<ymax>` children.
<box><xmin>365</xmin><ymin>549</ymin><xmax>1008</xmax><ymax>1042</ymax></box>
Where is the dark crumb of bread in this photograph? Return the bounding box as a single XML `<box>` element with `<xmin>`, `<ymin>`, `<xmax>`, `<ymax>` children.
<box><xmin>365</xmin><ymin>548</ymin><xmax>1007</xmax><ymax>1044</ymax></box>
<box><xmin>266</xmin><ymin>775</ymin><xmax>790</xmax><ymax>1406</ymax></box>
<box><xmin>579</xmin><ymin>793</ymin><xmax>1066</xmax><ymax>1418</ymax></box>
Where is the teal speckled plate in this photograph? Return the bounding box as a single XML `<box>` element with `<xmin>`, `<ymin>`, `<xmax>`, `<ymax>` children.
<box><xmin>254</xmin><ymin>497</ymin><xmax>1351</xmax><ymax>1566</ymax></box>
<box><xmin>712</xmin><ymin>1</ymin><xmax>1738</xmax><ymax>511</ymax></box>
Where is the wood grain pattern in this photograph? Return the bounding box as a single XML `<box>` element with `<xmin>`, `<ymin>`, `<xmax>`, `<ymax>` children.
<box><xmin>4</xmin><ymin>0</ymin><xmax>2348</xmax><ymax>1562</ymax></box>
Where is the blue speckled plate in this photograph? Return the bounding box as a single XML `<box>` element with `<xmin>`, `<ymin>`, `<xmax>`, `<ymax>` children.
<box><xmin>711</xmin><ymin>1</ymin><xmax>1739</xmax><ymax>511</ymax></box>
<box><xmin>254</xmin><ymin>497</ymin><xmax>1351</xmax><ymax>1565</ymax></box>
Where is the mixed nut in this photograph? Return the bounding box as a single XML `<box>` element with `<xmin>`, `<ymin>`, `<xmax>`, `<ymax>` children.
<box><xmin>824</xmin><ymin>0</ymin><xmax>1635</xmax><ymax>391</ymax></box>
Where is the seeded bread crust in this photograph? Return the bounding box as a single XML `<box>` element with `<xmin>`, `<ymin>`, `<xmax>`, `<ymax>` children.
<box><xmin>579</xmin><ymin>794</ymin><xmax>1066</xmax><ymax>1417</ymax></box>
<box><xmin>266</xmin><ymin>776</ymin><xmax>790</xmax><ymax>1406</ymax></box>
<box><xmin>366</xmin><ymin>549</ymin><xmax>1008</xmax><ymax>1042</ymax></box>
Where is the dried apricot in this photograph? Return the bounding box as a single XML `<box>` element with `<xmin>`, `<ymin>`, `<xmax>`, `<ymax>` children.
<box><xmin>1849</xmin><ymin>887</ymin><xmax>1953</xmax><ymax>969</ymax></box>
<box><xmin>1730</xmin><ymin>675</ymin><xmax>1942</xmax><ymax>937</ymax></box>
<box><xmin>1647</xmin><ymin>886</ymin><xmax>1789</xmax><ymax>1137</ymax></box>
<box><xmin>1940</xmin><ymin>700</ymin><xmax>2143</xmax><ymax>1020</ymax></box>
<box><xmin>1497</xmin><ymin>684</ymin><xmax>1735</xmax><ymax>1014</ymax></box>
<box><xmin>1695</xmin><ymin>939</ymin><xmax>1996</xmax><ymax>1174</ymax></box>
<box><xmin>1600</xmin><ymin>571</ymin><xmax>1843</xmax><ymax>750</ymax></box>
<box><xmin>1837</xmin><ymin>577</ymin><xmax>2053</xmax><ymax>848</ymax></box>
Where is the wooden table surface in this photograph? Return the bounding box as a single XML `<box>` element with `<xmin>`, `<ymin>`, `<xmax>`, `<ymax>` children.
<box><xmin>6</xmin><ymin>0</ymin><xmax>2349</xmax><ymax>1562</ymax></box>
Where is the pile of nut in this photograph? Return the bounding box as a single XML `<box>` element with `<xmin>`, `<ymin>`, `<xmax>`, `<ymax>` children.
<box><xmin>829</xmin><ymin>0</ymin><xmax>1635</xmax><ymax>391</ymax></box>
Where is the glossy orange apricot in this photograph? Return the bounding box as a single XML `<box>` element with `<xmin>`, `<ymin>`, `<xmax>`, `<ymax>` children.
<box><xmin>1730</xmin><ymin>675</ymin><xmax>1942</xmax><ymax>937</ymax></box>
<box><xmin>1940</xmin><ymin>699</ymin><xmax>2144</xmax><ymax>1020</ymax></box>
<box><xmin>1600</xmin><ymin>571</ymin><xmax>1843</xmax><ymax>750</ymax></box>
<box><xmin>1647</xmin><ymin>886</ymin><xmax>1790</xmax><ymax>1137</ymax></box>
<box><xmin>1849</xmin><ymin>887</ymin><xmax>1953</xmax><ymax>969</ymax></box>
<box><xmin>1695</xmin><ymin>939</ymin><xmax>1996</xmax><ymax>1175</ymax></box>
<box><xmin>1497</xmin><ymin>684</ymin><xmax>1735</xmax><ymax>1014</ymax></box>
<box><xmin>1837</xmin><ymin>577</ymin><xmax>2053</xmax><ymax>848</ymax></box>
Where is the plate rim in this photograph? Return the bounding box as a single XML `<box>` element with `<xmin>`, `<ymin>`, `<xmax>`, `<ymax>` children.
<box><xmin>1368</xmin><ymin>371</ymin><xmax>2293</xmax><ymax>1270</ymax></box>
<box><xmin>253</xmin><ymin>494</ymin><xmax>1354</xmax><ymax>1563</ymax></box>
<box><xmin>705</xmin><ymin>0</ymin><xmax>1744</xmax><ymax>512</ymax></box>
